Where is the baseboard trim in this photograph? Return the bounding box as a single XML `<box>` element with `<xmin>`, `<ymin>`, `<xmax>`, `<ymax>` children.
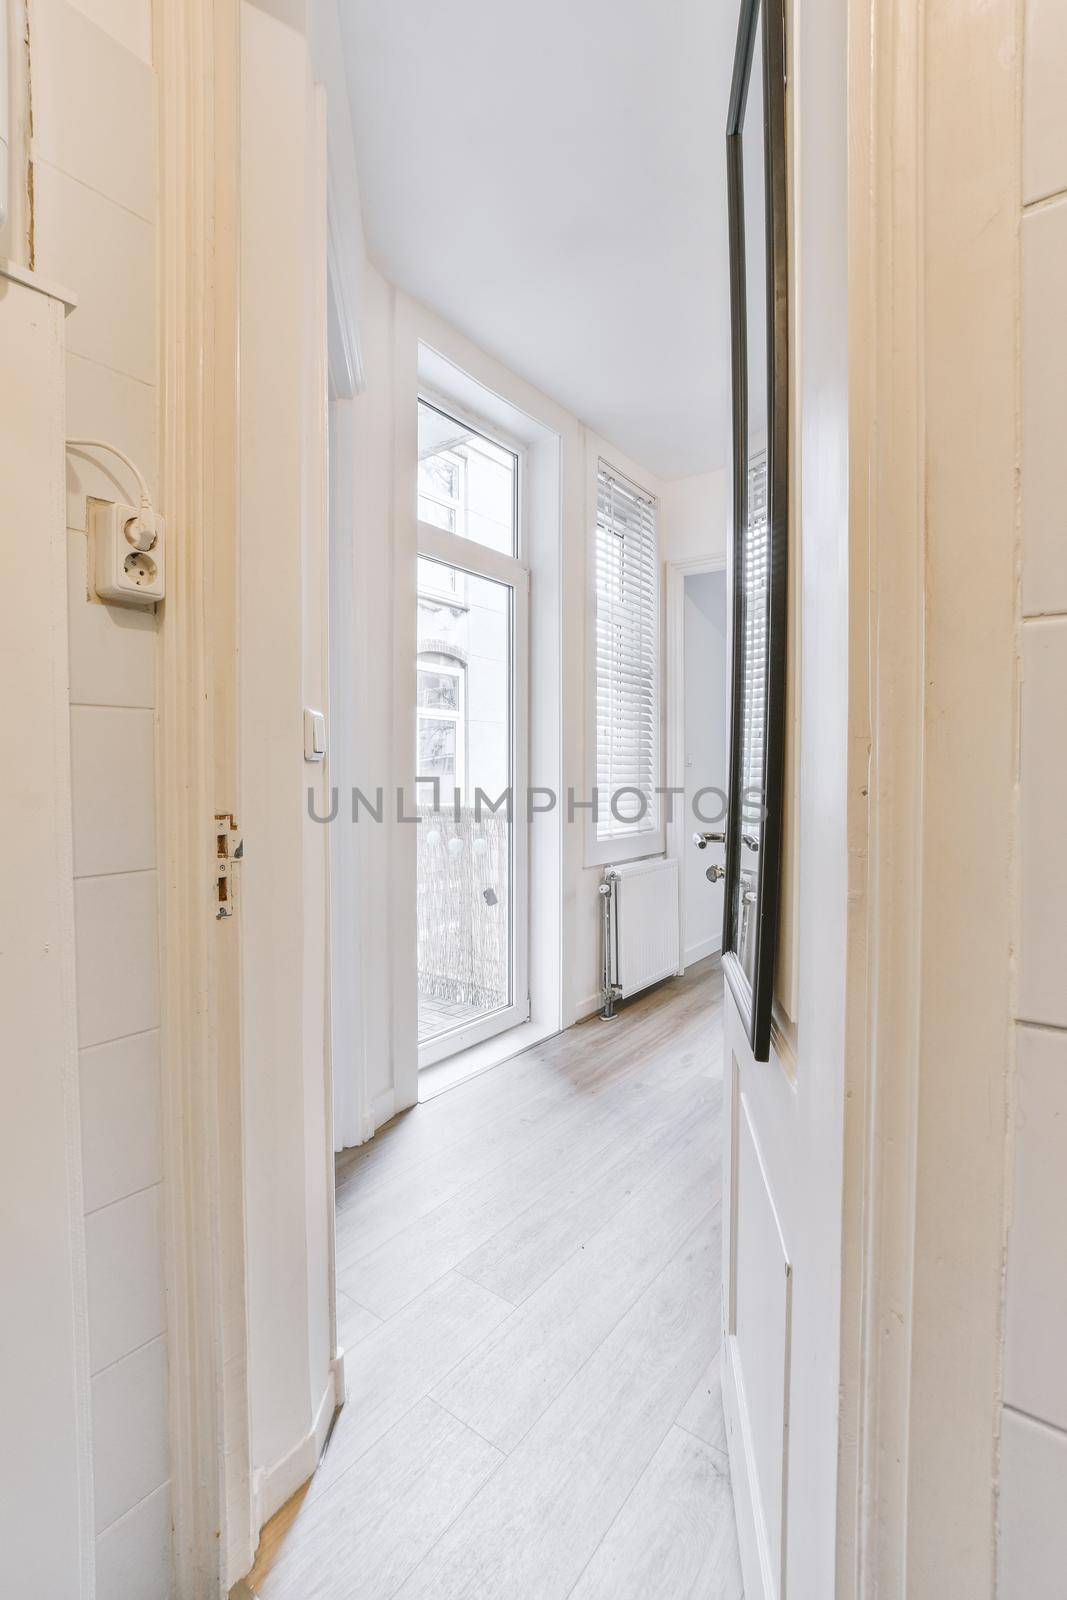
<box><xmin>329</xmin><ymin>1348</ymin><xmax>347</xmax><ymax>1410</ymax></box>
<box><xmin>252</xmin><ymin>1372</ymin><xmax>338</xmax><ymax>1532</ymax></box>
<box><xmin>684</xmin><ymin>935</ymin><xmax>722</xmax><ymax>969</ymax></box>
<box><xmin>573</xmin><ymin>992</ymin><xmax>605</xmax><ymax>1023</ymax></box>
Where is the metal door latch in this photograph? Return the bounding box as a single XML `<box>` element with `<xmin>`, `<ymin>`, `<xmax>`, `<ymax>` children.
<box><xmin>214</xmin><ymin>813</ymin><xmax>242</xmax><ymax>919</ymax></box>
<box><xmin>705</xmin><ymin>863</ymin><xmax>726</xmax><ymax>884</ymax></box>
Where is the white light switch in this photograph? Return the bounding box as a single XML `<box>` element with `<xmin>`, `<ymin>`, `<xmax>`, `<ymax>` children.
<box><xmin>303</xmin><ymin>708</ymin><xmax>326</xmax><ymax>762</ymax></box>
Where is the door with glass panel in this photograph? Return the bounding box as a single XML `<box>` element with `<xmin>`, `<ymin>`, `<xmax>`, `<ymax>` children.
<box><xmin>416</xmin><ymin>398</ymin><xmax>529</xmax><ymax>1067</ymax></box>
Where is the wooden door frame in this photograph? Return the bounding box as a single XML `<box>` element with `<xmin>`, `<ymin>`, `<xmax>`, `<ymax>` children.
<box><xmin>839</xmin><ymin>0</ymin><xmax>1019</xmax><ymax>1591</ymax></box>
<box><xmin>157</xmin><ymin>7</ymin><xmax>370</xmax><ymax>1588</ymax></box>
<box><xmin>156</xmin><ymin>1</ymin><xmax>251</xmax><ymax>1592</ymax></box>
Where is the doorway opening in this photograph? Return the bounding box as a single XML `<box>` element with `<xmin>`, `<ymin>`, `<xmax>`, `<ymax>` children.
<box><xmin>666</xmin><ymin>557</ymin><xmax>729</xmax><ymax>972</ymax></box>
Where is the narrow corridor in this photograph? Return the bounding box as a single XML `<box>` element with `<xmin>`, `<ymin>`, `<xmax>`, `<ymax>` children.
<box><xmin>248</xmin><ymin>959</ymin><xmax>741</xmax><ymax>1599</ymax></box>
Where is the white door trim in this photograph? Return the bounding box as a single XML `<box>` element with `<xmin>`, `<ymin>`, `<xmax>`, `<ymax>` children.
<box><xmin>156</xmin><ymin>0</ymin><xmax>247</xmax><ymax>1591</ymax></box>
<box><xmin>665</xmin><ymin>554</ymin><xmax>727</xmax><ymax>971</ymax></box>
<box><xmin>839</xmin><ymin>0</ymin><xmax>1018</xmax><ymax>1590</ymax></box>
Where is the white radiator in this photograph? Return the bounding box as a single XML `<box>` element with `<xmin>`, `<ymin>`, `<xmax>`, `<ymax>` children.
<box><xmin>599</xmin><ymin>857</ymin><xmax>681</xmax><ymax>1017</ymax></box>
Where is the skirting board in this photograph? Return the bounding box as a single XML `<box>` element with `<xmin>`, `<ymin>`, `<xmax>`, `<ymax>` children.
<box><xmin>721</xmin><ymin>1332</ymin><xmax>776</xmax><ymax>1600</ymax></box>
<box><xmin>685</xmin><ymin>935</ymin><xmax>722</xmax><ymax>969</ymax></box>
<box><xmin>252</xmin><ymin>1372</ymin><xmax>339</xmax><ymax>1532</ymax></box>
<box><xmin>573</xmin><ymin>992</ymin><xmax>605</xmax><ymax>1023</ymax></box>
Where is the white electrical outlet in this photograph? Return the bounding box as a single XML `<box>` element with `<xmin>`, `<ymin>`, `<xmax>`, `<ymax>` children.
<box><xmin>89</xmin><ymin>497</ymin><xmax>166</xmax><ymax>606</ymax></box>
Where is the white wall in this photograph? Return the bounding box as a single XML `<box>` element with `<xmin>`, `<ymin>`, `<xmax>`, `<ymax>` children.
<box><xmin>682</xmin><ymin>571</ymin><xmax>727</xmax><ymax>965</ymax></box>
<box><xmin>999</xmin><ymin>6</ymin><xmax>1067</xmax><ymax>1590</ymax></box>
<box><xmin>660</xmin><ymin>468</ymin><xmax>729</xmax><ymax>565</ymax></box>
<box><xmin>30</xmin><ymin>3</ymin><xmax>171</xmax><ymax>1592</ymax></box>
<box><xmin>0</xmin><ymin>265</ymin><xmax>92</xmax><ymax>1600</ymax></box>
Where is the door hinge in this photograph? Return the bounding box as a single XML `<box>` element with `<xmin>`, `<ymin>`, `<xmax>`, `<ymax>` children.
<box><xmin>214</xmin><ymin>812</ymin><xmax>242</xmax><ymax>919</ymax></box>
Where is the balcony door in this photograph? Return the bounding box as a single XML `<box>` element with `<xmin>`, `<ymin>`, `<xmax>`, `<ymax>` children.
<box><xmin>416</xmin><ymin>398</ymin><xmax>529</xmax><ymax>1067</ymax></box>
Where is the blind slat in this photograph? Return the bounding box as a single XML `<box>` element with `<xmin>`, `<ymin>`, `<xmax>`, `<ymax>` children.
<box><xmin>594</xmin><ymin>463</ymin><xmax>659</xmax><ymax>841</ymax></box>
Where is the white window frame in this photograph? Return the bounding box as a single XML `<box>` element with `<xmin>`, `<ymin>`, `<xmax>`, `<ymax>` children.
<box><xmin>416</xmin><ymin>393</ymin><xmax>530</xmax><ymax>1068</ymax></box>
<box><xmin>586</xmin><ymin>458</ymin><xmax>665</xmax><ymax>868</ymax></box>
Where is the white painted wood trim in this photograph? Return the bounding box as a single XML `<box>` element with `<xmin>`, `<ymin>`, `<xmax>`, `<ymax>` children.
<box><xmin>665</xmin><ymin>554</ymin><xmax>727</xmax><ymax>975</ymax></box>
<box><xmin>839</xmin><ymin>0</ymin><xmax>1019</xmax><ymax>1590</ymax></box>
<box><xmin>0</xmin><ymin>254</ymin><xmax>77</xmax><ymax>308</ymax></box>
<box><xmin>573</xmin><ymin>992</ymin><xmax>606</xmax><ymax>1023</ymax></box>
<box><xmin>684</xmin><ymin>933</ymin><xmax>722</xmax><ymax>968</ymax></box>
<box><xmin>325</xmin><ymin>159</ymin><xmax>364</xmax><ymax>399</ymax></box>
<box><xmin>253</xmin><ymin>1374</ymin><xmax>339</xmax><ymax>1532</ymax></box>
<box><xmin>722</xmin><ymin>1334</ymin><xmax>773</xmax><ymax>1600</ymax></box>
<box><xmin>313</xmin><ymin>76</ymin><xmax>345</xmax><ymax>1477</ymax></box>
<box><xmin>155</xmin><ymin>1</ymin><xmax>249</xmax><ymax>1593</ymax></box>
<box><xmin>416</xmin><ymin>518</ymin><xmax>530</xmax><ymax>591</ymax></box>
<box><xmin>419</xmin><ymin>999</ymin><xmax>531</xmax><ymax>1070</ymax></box>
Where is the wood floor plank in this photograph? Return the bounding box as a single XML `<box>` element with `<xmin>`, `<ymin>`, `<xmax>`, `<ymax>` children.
<box><xmin>334</xmin><ymin>962</ymin><xmax>717</xmax><ymax>1211</ymax></box>
<box><xmin>309</xmin><ymin>1271</ymin><xmax>513</xmax><ymax>1504</ymax></box>
<box><xmin>435</xmin><ymin>1137</ymin><xmax>720</xmax><ymax>1452</ymax></box>
<box><xmin>455</xmin><ymin>1077</ymin><xmax>719</xmax><ymax>1306</ymax></box>
<box><xmin>394</xmin><ymin>1225</ymin><xmax>720</xmax><ymax>1600</ymax></box>
<box><xmin>336</xmin><ymin>1289</ymin><xmax>382</xmax><ymax>1351</ymax></box>
<box><xmin>568</xmin><ymin>1425</ymin><xmax>743</xmax><ymax>1600</ymax></box>
<box><xmin>676</xmin><ymin>1348</ymin><xmax>729</xmax><ymax>1461</ymax></box>
<box><xmin>334</xmin><ymin>1013</ymin><xmax>638</xmax><ymax>1202</ymax></box>
<box><xmin>342</xmin><ymin>1069</ymin><xmax>713</xmax><ymax>1320</ymax></box>
<box><xmin>333</xmin><ymin>1027</ymin><xmax>673</xmax><ymax>1276</ymax></box>
<box><xmin>251</xmin><ymin>1398</ymin><xmax>503</xmax><ymax>1600</ymax></box>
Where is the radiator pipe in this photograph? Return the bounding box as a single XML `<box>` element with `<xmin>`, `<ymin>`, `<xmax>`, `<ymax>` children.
<box><xmin>599</xmin><ymin>872</ymin><xmax>622</xmax><ymax>1020</ymax></box>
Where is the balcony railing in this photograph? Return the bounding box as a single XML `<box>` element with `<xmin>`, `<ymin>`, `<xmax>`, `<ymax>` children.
<box><xmin>416</xmin><ymin>804</ymin><xmax>509</xmax><ymax>1014</ymax></box>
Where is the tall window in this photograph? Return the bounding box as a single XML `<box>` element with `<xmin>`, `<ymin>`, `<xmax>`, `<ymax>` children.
<box><xmin>594</xmin><ymin>463</ymin><xmax>659</xmax><ymax>846</ymax></box>
<box><xmin>415</xmin><ymin>395</ymin><xmax>529</xmax><ymax>1064</ymax></box>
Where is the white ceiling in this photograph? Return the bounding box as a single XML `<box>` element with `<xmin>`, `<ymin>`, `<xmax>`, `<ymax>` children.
<box><xmin>338</xmin><ymin>0</ymin><xmax>736</xmax><ymax>481</ymax></box>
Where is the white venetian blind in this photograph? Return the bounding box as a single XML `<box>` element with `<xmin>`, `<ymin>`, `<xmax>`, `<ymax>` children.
<box><xmin>594</xmin><ymin>464</ymin><xmax>659</xmax><ymax>840</ymax></box>
<box><xmin>740</xmin><ymin>449</ymin><xmax>769</xmax><ymax>807</ymax></box>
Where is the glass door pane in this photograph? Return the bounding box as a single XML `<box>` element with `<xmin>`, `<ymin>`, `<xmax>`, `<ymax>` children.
<box><xmin>416</xmin><ymin>558</ymin><xmax>513</xmax><ymax>1047</ymax></box>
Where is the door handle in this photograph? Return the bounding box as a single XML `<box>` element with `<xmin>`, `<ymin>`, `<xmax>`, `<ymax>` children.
<box><xmin>693</xmin><ymin>830</ymin><xmax>726</xmax><ymax>850</ymax></box>
<box><xmin>705</xmin><ymin>863</ymin><xmax>726</xmax><ymax>883</ymax></box>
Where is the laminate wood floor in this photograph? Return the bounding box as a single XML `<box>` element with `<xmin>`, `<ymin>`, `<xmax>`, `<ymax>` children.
<box><xmin>247</xmin><ymin>956</ymin><xmax>742</xmax><ymax>1600</ymax></box>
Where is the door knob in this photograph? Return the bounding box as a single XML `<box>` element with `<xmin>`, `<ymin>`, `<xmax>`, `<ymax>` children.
<box><xmin>705</xmin><ymin>863</ymin><xmax>725</xmax><ymax>883</ymax></box>
<box><xmin>693</xmin><ymin>830</ymin><xmax>726</xmax><ymax>850</ymax></box>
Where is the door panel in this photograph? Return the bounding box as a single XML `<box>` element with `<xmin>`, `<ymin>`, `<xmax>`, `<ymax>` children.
<box><xmin>726</xmin><ymin>1071</ymin><xmax>792</xmax><ymax>1599</ymax></box>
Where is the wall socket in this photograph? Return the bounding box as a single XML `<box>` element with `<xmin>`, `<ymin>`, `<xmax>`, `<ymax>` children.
<box><xmin>89</xmin><ymin>497</ymin><xmax>166</xmax><ymax>606</ymax></box>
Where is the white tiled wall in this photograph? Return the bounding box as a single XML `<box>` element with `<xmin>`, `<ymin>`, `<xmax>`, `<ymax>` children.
<box><xmin>1000</xmin><ymin>7</ymin><xmax>1067</xmax><ymax>1593</ymax></box>
<box><xmin>31</xmin><ymin>2</ymin><xmax>170</xmax><ymax>1593</ymax></box>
